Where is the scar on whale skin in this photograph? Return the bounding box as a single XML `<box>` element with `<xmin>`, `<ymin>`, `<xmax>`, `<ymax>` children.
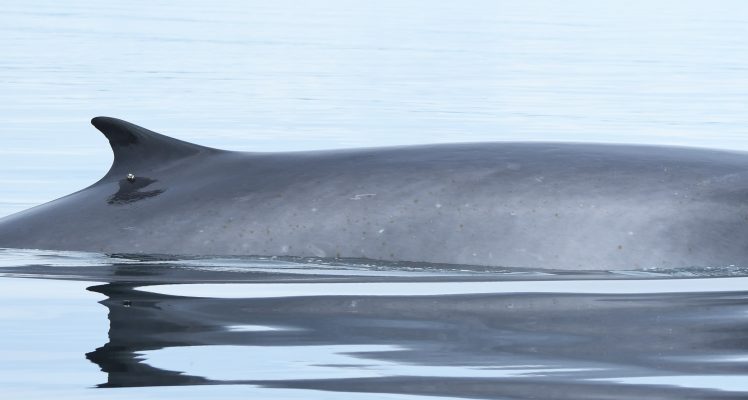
<box><xmin>107</xmin><ymin>177</ymin><xmax>165</xmax><ymax>205</ymax></box>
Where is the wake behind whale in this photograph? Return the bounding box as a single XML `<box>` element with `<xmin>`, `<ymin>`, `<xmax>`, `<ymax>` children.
<box><xmin>2</xmin><ymin>117</ymin><xmax>748</xmax><ymax>270</ymax></box>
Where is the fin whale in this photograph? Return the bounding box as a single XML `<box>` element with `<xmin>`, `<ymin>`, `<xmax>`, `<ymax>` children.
<box><xmin>2</xmin><ymin>117</ymin><xmax>748</xmax><ymax>270</ymax></box>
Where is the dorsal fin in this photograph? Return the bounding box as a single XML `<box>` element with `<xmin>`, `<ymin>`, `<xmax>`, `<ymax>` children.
<box><xmin>91</xmin><ymin>117</ymin><xmax>218</xmax><ymax>179</ymax></box>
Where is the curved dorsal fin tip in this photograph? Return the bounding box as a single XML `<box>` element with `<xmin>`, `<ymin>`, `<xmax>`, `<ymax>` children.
<box><xmin>91</xmin><ymin>117</ymin><xmax>213</xmax><ymax>175</ymax></box>
<box><xmin>91</xmin><ymin>116</ymin><xmax>147</xmax><ymax>146</ymax></box>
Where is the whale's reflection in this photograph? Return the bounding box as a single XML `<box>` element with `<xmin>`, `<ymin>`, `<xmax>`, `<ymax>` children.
<box><xmin>85</xmin><ymin>279</ymin><xmax>748</xmax><ymax>399</ymax></box>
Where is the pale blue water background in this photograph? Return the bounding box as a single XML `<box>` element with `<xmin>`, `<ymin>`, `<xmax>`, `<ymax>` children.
<box><xmin>2</xmin><ymin>0</ymin><xmax>748</xmax><ymax>218</ymax></box>
<box><xmin>2</xmin><ymin>1</ymin><xmax>748</xmax><ymax>399</ymax></box>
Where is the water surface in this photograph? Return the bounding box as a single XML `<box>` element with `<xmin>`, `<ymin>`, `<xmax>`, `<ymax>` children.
<box><xmin>1</xmin><ymin>249</ymin><xmax>748</xmax><ymax>399</ymax></box>
<box><xmin>2</xmin><ymin>1</ymin><xmax>748</xmax><ymax>399</ymax></box>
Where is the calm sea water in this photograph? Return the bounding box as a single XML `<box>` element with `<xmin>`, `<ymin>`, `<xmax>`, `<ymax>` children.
<box><xmin>1</xmin><ymin>1</ymin><xmax>748</xmax><ymax>399</ymax></box>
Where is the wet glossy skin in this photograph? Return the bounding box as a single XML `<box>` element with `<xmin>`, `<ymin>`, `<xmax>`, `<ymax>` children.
<box><xmin>2</xmin><ymin>117</ymin><xmax>748</xmax><ymax>269</ymax></box>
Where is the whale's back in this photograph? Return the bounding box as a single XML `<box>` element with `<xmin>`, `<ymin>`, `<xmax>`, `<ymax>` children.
<box><xmin>2</xmin><ymin>118</ymin><xmax>748</xmax><ymax>270</ymax></box>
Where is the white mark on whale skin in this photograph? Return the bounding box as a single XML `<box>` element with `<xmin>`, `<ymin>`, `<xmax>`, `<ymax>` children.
<box><xmin>226</xmin><ymin>325</ymin><xmax>296</xmax><ymax>332</ymax></box>
<box><xmin>306</xmin><ymin>244</ymin><xmax>326</xmax><ymax>258</ymax></box>
<box><xmin>350</xmin><ymin>193</ymin><xmax>376</xmax><ymax>200</ymax></box>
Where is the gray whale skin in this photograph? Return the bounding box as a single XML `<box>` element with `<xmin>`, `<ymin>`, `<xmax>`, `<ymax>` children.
<box><xmin>1</xmin><ymin>117</ymin><xmax>748</xmax><ymax>270</ymax></box>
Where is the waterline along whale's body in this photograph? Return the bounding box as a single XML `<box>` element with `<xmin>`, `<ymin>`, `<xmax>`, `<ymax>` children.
<box><xmin>1</xmin><ymin>117</ymin><xmax>748</xmax><ymax>270</ymax></box>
